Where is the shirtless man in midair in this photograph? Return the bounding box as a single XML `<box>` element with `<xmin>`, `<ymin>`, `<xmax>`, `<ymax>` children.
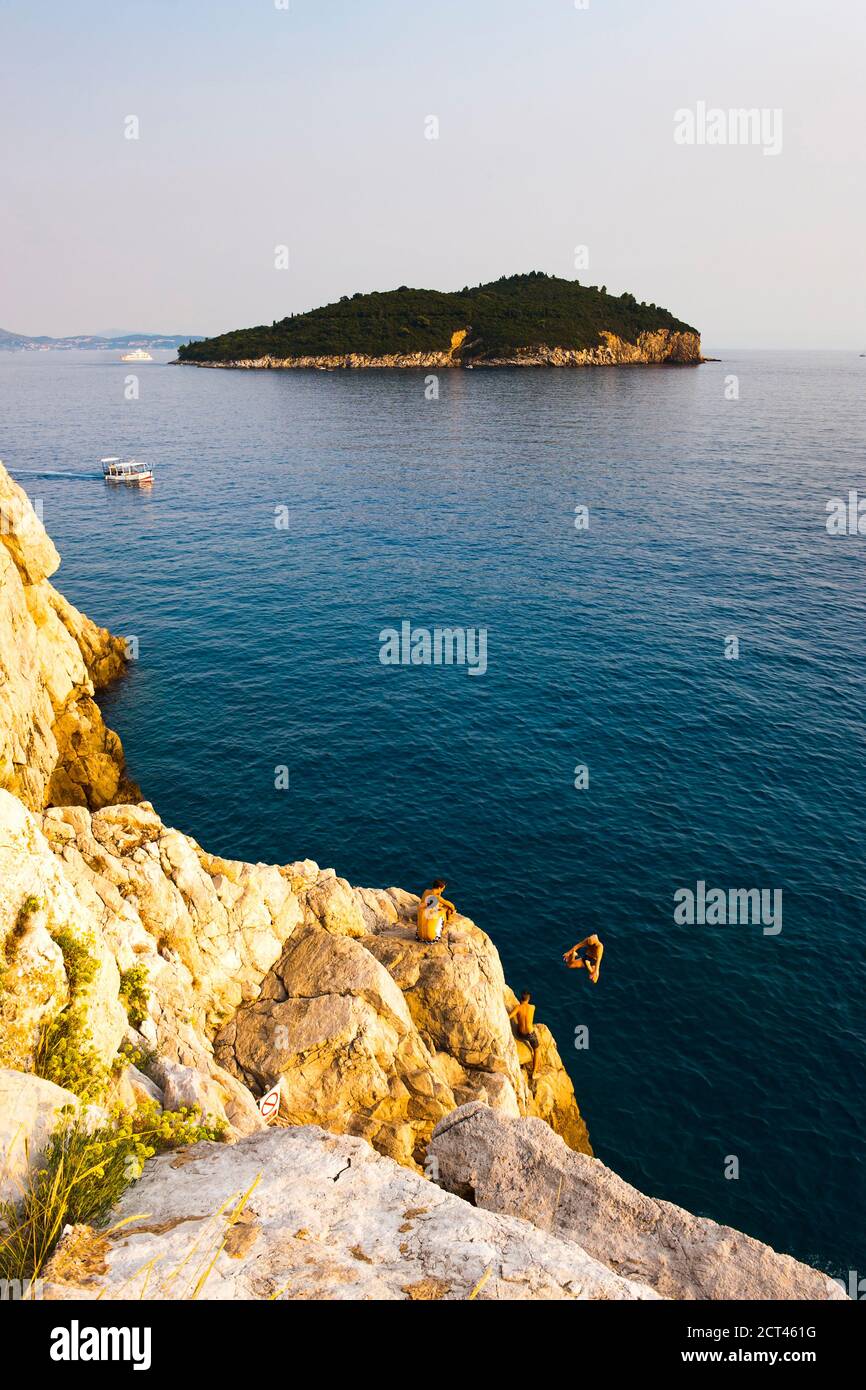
<box><xmin>563</xmin><ymin>934</ymin><xmax>604</xmax><ymax>984</ymax></box>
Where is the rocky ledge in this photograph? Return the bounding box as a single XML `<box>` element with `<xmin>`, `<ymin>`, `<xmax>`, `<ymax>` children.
<box><xmin>429</xmin><ymin>1104</ymin><xmax>844</xmax><ymax>1301</ymax></box>
<box><xmin>41</xmin><ymin>1125</ymin><xmax>656</xmax><ymax>1302</ymax></box>
<box><xmin>181</xmin><ymin>329</ymin><xmax>703</xmax><ymax>371</ymax></box>
<box><xmin>0</xmin><ymin>789</ymin><xmax>586</xmax><ymax>1169</ymax></box>
<box><xmin>38</xmin><ymin>1107</ymin><xmax>845</xmax><ymax>1302</ymax></box>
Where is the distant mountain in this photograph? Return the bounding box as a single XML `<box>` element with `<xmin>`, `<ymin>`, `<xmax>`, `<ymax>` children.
<box><xmin>0</xmin><ymin>328</ymin><xmax>202</xmax><ymax>351</ymax></box>
<box><xmin>177</xmin><ymin>272</ymin><xmax>701</xmax><ymax>368</ymax></box>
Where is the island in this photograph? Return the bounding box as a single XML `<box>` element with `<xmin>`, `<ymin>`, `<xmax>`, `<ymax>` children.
<box><xmin>176</xmin><ymin>271</ymin><xmax>702</xmax><ymax>369</ymax></box>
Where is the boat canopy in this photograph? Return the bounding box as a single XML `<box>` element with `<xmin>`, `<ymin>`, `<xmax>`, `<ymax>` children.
<box><xmin>101</xmin><ymin>457</ymin><xmax>152</xmax><ymax>478</ymax></box>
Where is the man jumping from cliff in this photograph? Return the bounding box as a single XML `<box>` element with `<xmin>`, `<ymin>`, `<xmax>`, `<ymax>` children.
<box><xmin>509</xmin><ymin>992</ymin><xmax>540</xmax><ymax>1078</ymax></box>
<box><xmin>416</xmin><ymin>879</ymin><xmax>456</xmax><ymax>943</ymax></box>
<box><xmin>563</xmin><ymin>934</ymin><xmax>604</xmax><ymax>983</ymax></box>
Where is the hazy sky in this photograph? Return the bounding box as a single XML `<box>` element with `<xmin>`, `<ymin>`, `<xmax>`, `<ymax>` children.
<box><xmin>2</xmin><ymin>0</ymin><xmax>863</xmax><ymax>346</ymax></box>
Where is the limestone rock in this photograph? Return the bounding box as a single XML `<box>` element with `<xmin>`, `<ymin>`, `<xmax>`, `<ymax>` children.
<box><xmin>0</xmin><ymin>461</ymin><xmax>136</xmax><ymax>811</ymax></box>
<box><xmin>42</xmin><ymin>1126</ymin><xmax>660</xmax><ymax>1301</ymax></box>
<box><xmin>0</xmin><ymin>471</ymin><xmax>59</xmax><ymax>583</ymax></box>
<box><xmin>368</xmin><ymin>917</ymin><xmax>590</xmax><ymax>1154</ymax></box>
<box><xmin>0</xmin><ymin>790</ymin><xmax>127</xmax><ymax>1070</ymax></box>
<box><xmin>481</xmin><ymin>330</ymin><xmax>704</xmax><ymax>367</ymax></box>
<box><xmin>112</xmin><ymin>1063</ymin><xmax>164</xmax><ymax>1112</ymax></box>
<box><xmin>213</xmin><ymin>907</ymin><xmax>590</xmax><ymax>1169</ymax></box>
<box><xmin>40</xmin><ymin>800</ymin><xmax>305</xmax><ymax>1034</ymax></box>
<box><xmin>428</xmin><ymin>1104</ymin><xmax>845</xmax><ymax>1301</ymax></box>
<box><xmin>214</xmin><ymin>927</ymin><xmax>454</xmax><ymax>1166</ymax></box>
<box><xmin>366</xmin><ymin>919</ymin><xmax>526</xmax><ymax>1102</ymax></box>
<box><xmin>301</xmin><ymin>872</ymin><xmax>367</xmax><ymax>938</ymax></box>
<box><xmin>48</xmin><ymin>588</ymin><xmax>127</xmax><ymax>689</ymax></box>
<box><xmin>0</xmin><ymin>1069</ymin><xmax>78</xmax><ymax>1204</ymax></box>
<box><xmin>188</xmin><ymin>329</ymin><xmax>703</xmax><ymax>372</ymax></box>
<box><xmin>0</xmin><ymin>911</ymin><xmax>67</xmax><ymax>1071</ymax></box>
<box><xmin>2</xmin><ymin>783</ymin><xmax>588</xmax><ymax>1180</ymax></box>
<box><xmin>151</xmin><ymin>1058</ymin><xmax>265</xmax><ymax>1140</ymax></box>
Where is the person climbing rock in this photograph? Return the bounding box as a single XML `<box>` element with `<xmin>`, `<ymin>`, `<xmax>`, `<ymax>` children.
<box><xmin>563</xmin><ymin>934</ymin><xmax>604</xmax><ymax>984</ymax></box>
<box><xmin>509</xmin><ymin>991</ymin><xmax>540</xmax><ymax>1078</ymax></box>
<box><xmin>416</xmin><ymin>879</ymin><xmax>455</xmax><ymax>943</ymax></box>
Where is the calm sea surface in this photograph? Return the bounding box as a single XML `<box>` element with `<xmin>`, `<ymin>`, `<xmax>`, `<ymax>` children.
<box><xmin>2</xmin><ymin>348</ymin><xmax>864</xmax><ymax>1279</ymax></box>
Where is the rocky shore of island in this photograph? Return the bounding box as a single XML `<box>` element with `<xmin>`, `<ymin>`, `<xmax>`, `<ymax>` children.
<box><xmin>179</xmin><ymin>329</ymin><xmax>703</xmax><ymax>371</ymax></box>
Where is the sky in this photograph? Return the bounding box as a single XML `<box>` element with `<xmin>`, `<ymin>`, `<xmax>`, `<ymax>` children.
<box><xmin>1</xmin><ymin>0</ymin><xmax>864</xmax><ymax>347</ymax></box>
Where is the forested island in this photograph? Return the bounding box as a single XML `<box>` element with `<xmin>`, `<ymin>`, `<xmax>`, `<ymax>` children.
<box><xmin>177</xmin><ymin>272</ymin><xmax>702</xmax><ymax>369</ymax></box>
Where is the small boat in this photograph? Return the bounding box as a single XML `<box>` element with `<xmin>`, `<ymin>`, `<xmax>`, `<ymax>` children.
<box><xmin>101</xmin><ymin>457</ymin><xmax>154</xmax><ymax>486</ymax></box>
<box><xmin>121</xmin><ymin>348</ymin><xmax>153</xmax><ymax>362</ymax></box>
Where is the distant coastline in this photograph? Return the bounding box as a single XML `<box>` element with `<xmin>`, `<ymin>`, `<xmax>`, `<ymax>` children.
<box><xmin>0</xmin><ymin>328</ymin><xmax>202</xmax><ymax>352</ymax></box>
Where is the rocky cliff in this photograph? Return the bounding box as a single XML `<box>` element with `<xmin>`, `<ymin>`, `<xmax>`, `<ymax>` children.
<box><xmin>0</xmin><ymin>462</ymin><xmax>843</xmax><ymax>1300</ymax></box>
<box><xmin>182</xmin><ymin>329</ymin><xmax>702</xmax><ymax>371</ymax></box>
<box><xmin>0</xmin><ymin>790</ymin><xmax>586</xmax><ymax>1162</ymax></box>
<box><xmin>428</xmin><ymin>1105</ymin><xmax>844</xmax><ymax>1301</ymax></box>
<box><xmin>0</xmin><ymin>465</ymin><xmax>138</xmax><ymax>811</ymax></box>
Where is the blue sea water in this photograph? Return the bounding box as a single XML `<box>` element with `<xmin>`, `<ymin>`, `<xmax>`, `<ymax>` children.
<box><xmin>2</xmin><ymin>348</ymin><xmax>864</xmax><ymax>1281</ymax></box>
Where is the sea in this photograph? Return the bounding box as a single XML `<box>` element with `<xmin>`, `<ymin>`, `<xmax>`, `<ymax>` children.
<box><xmin>2</xmin><ymin>346</ymin><xmax>863</xmax><ymax>1282</ymax></box>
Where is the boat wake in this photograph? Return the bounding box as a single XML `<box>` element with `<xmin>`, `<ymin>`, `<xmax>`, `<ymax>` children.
<box><xmin>8</xmin><ymin>469</ymin><xmax>104</xmax><ymax>480</ymax></box>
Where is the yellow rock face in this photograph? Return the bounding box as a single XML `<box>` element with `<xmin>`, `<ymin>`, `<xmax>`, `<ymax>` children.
<box><xmin>0</xmin><ymin>462</ymin><xmax>136</xmax><ymax>811</ymax></box>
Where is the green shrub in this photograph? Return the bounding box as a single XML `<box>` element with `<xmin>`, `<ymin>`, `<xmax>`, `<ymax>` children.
<box><xmin>32</xmin><ymin>930</ymin><xmax>108</xmax><ymax>1100</ymax></box>
<box><xmin>18</xmin><ymin>894</ymin><xmax>44</xmax><ymax>922</ymax></box>
<box><xmin>2</xmin><ymin>895</ymin><xmax>45</xmax><ymax>972</ymax></box>
<box><xmin>33</xmin><ymin>1006</ymin><xmax>110</xmax><ymax>1102</ymax></box>
<box><xmin>119</xmin><ymin>965</ymin><xmax>150</xmax><ymax>1029</ymax></box>
<box><xmin>0</xmin><ymin>1104</ymin><xmax>226</xmax><ymax>1283</ymax></box>
<box><xmin>50</xmin><ymin>929</ymin><xmax>98</xmax><ymax>995</ymax></box>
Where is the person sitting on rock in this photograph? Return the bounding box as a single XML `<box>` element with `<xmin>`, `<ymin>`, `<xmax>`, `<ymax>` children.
<box><xmin>563</xmin><ymin>934</ymin><xmax>604</xmax><ymax>984</ymax></box>
<box><xmin>509</xmin><ymin>992</ymin><xmax>540</xmax><ymax>1078</ymax></box>
<box><xmin>429</xmin><ymin>878</ymin><xmax>456</xmax><ymax>921</ymax></box>
<box><xmin>416</xmin><ymin>879</ymin><xmax>456</xmax><ymax>943</ymax></box>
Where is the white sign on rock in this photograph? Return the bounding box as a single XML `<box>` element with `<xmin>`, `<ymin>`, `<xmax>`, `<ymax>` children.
<box><xmin>258</xmin><ymin>1084</ymin><xmax>281</xmax><ymax>1122</ymax></box>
